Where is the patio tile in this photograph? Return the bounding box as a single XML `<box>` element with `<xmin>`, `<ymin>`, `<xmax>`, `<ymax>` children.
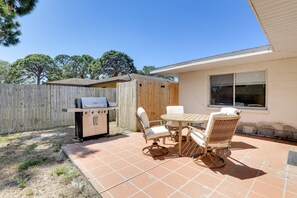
<box><xmin>88</xmin><ymin>164</ymin><xmax>114</xmax><ymax>178</ymax></box>
<box><xmin>63</xmin><ymin>132</ymin><xmax>297</xmax><ymax>197</ymax></box>
<box><xmin>98</xmin><ymin>154</ymin><xmax>121</xmax><ymax>164</ymax></box>
<box><xmin>124</xmin><ymin>154</ymin><xmax>146</xmax><ymax>164</ymax></box>
<box><xmin>288</xmin><ymin>165</ymin><xmax>297</xmax><ymax>175</ymax></box>
<box><xmin>107</xmin><ymin>182</ymin><xmax>139</xmax><ymax>197</ymax></box>
<box><xmin>208</xmin><ymin>191</ymin><xmax>230</xmax><ymax>198</ymax></box>
<box><xmin>147</xmin><ymin>165</ymin><xmax>171</xmax><ymax>178</ymax></box>
<box><xmin>286</xmin><ymin>179</ymin><xmax>297</xmax><ymax>194</ymax></box>
<box><xmin>81</xmin><ymin>158</ymin><xmax>103</xmax><ymax>170</ymax></box>
<box><xmin>117</xmin><ymin>165</ymin><xmax>142</xmax><ymax>179</ymax></box>
<box><xmin>66</xmin><ymin>149</ymin><xmax>93</xmax><ymax>160</ymax></box>
<box><xmin>114</xmin><ymin>150</ymin><xmax>135</xmax><ymax>159</ymax></box>
<box><xmin>261</xmin><ymin>166</ymin><xmax>287</xmax><ymax>178</ymax></box>
<box><xmin>91</xmin><ymin>150</ymin><xmax>113</xmax><ymax>159</ymax></box>
<box><xmin>96</xmin><ymin>172</ymin><xmax>125</xmax><ymax>190</ymax></box>
<box><xmin>100</xmin><ymin>192</ymin><xmax>113</xmax><ymax>198</ymax></box>
<box><xmin>174</xmin><ymin>156</ymin><xmax>193</xmax><ymax>164</ymax></box>
<box><xmin>216</xmin><ymin>180</ymin><xmax>249</xmax><ymax>197</ymax></box>
<box><xmin>194</xmin><ymin>172</ymin><xmax>223</xmax><ymax>190</ymax></box>
<box><xmin>224</xmin><ymin>175</ymin><xmax>254</xmax><ymax>188</ymax></box>
<box><xmin>255</xmin><ymin>173</ymin><xmax>285</xmax><ymax>188</ymax></box>
<box><xmin>247</xmin><ymin>191</ymin><xmax>267</xmax><ymax>198</ymax></box>
<box><xmin>179</xmin><ymin>181</ymin><xmax>211</xmax><ymax>197</ymax></box>
<box><xmin>129</xmin><ymin>191</ymin><xmax>151</xmax><ymax>198</ymax></box>
<box><xmin>168</xmin><ymin>191</ymin><xmax>189</xmax><ymax>198</ymax></box>
<box><xmin>133</xmin><ymin>160</ymin><xmax>157</xmax><ymax>171</ymax></box>
<box><xmin>161</xmin><ymin>172</ymin><xmax>189</xmax><ymax>189</ymax></box>
<box><xmin>130</xmin><ymin>173</ymin><xmax>157</xmax><ymax>189</ymax></box>
<box><xmin>108</xmin><ymin>159</ymin><xmax>130</xmax><ymax>170</ymax></box>
<box><xmin>202</xmin><ymin>168</ymin><xmax>227</xmax><ymax>180</ymax></box>
<box><xmin>161</xmin><ymin>159</ymin><xmax>184</xmax><ymax>171</ymax></box>
<box><xmin>143</xmin><ymin>181</ymin><xmax>175</xmax><ymax>197</ymax></box>
<box><xmin>251</xmin><ymin>180</ymin><xmax>283</xmax><ymax>197</ymax></box>
<box><xmin>73</xmin><ymin>155</ymin><xmax>97</xmax><ymax>165</ymax></box>
<box><xmin>89</xmin><ymin>179</ymin><xmax>105</xmax><ymax>193</ymax></box>
<box><xmin>175</xmin><ymin>165</ymin><xmax>203</xmax><ymax>179</ymax></box>
<box><xmin>285</xmin><ymin>191</ymin><xmax>297</xmax><ymax>198</ymax></box>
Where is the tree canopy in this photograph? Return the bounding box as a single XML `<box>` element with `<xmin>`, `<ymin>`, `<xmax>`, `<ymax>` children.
<box><xmin>0</xmin><ymin>0</ymin><xmax>38</xmax><ymax>46</ymax></box>
<box><xmin>0</xmin><ymin>59</ymin><xmax>10</xmax><ymax>83</ymax></box>
<box><xmin>1</xmin><ymin>50</ymin><xmax>175</xmax><ymax>85</ymax></box>
<box><xmin>5</xmin><ymin>59</ymin><xmax>26</xmax><ymax>84</ymax></box>
<box><xmin>99</xmin><ymin>50</ymin><xmax>137</xmax><ymax>77</ymax></box>
<box><xmin>53</xmin><ymin>54</ymin><xmax>101</xmax><ymax>79</ymax></box>
<box><xmin>138</xmin><ymin>65</ymin><xmax>175</xmax><ymax>81</ymax></box>
<box><xmin>19</xmin><ymin>54</ymin><xmax>57</xmax><ymax>85</ymax></box>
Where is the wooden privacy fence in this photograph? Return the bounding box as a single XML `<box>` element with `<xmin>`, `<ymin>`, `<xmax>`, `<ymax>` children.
<box><xmin>117</xmin><ymin>79</ymin><xmax>179</xmax><ymax>131</ymax></box>
<box><xmin>0</xmin><ymin>84</ymin><xmax>116</xmax><ymax>134</ymax></box>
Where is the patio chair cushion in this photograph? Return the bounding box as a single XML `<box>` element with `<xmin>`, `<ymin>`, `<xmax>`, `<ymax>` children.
<box><xmin>137</xmin><ymin>107</ymin><xmax>150</xmax><ymax>128</ymax></box>
<box><xmin>166</xmin><ymin>106</ymin><xmax>184</xmax><ymax>114</ymax></box>
<box><xmin>166</xmin><ymin>106</ymin><xmax>188</xmax><ymax>128</ymax></box>
<box><xmin>220</xmin><ymin>107</ymin><xmax>241</xmax><ymax>116</ymax></box>
<box><xmin>145</xmin><ymin>125</ymin><xmax>171</xmax><ymax>140</ymax></box>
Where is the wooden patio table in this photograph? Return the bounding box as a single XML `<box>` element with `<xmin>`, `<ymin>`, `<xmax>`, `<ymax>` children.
<box><xmin>161</xmin><ymin>113</ymin><xmax>209</xmax><ymax>156</ymax></box>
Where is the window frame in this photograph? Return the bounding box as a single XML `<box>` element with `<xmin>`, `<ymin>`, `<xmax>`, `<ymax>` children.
<box><xmin>208</xmin><ymin>70</ymin><xmax>267</xmax><ymax>110</ymax></box>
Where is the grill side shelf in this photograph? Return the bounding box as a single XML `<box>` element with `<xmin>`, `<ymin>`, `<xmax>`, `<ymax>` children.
<box><xmin>62</xmin><ymin>107</ymin><xmax>118</xmax><ymax>113</ymax></box>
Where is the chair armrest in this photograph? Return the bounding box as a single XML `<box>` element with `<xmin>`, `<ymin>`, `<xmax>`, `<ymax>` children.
<box><xmin>186</xmin><ymin>126</ymin><xmax>206</xmax><ymax>142</ymax></box>
<box><xmin>149</xmin><ymin>120</ymin><xmax>165</xmax><ymax>125</ymax></box>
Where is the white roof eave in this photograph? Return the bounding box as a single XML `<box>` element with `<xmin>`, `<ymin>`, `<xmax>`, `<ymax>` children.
<box><xmin>151</xmin><ymin>47</ymin><xmax>273</xmax><ymax>75</ymax></box>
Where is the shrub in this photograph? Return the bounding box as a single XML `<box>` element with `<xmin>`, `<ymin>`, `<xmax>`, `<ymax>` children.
<box><xmin>60</xmin><ymin>169</ymin><xmax>79</xmax><ymax>185</ymax></box>
<box><xmin>53</xmin><ymin>166</ymin><xmax>70</xmax><ymax>176</ymax></box>
<box><xmin>18</xmin><ymin>157</ymin><xmax>48</xmax><ymax>171</ymax></box>
<box><xmin>17</xmin><ymin>178</ymin><xmax>27</xmax><ymax>189</ymax></box>
<box><xmin>24</xmin><ymin>143</ymin><xmax>38</xmax><ymax>153</ymax></box>
<box><xmin>25</xmin><ymin>188</ymin><xmax>34</xmax><ymax>196</ymax></box>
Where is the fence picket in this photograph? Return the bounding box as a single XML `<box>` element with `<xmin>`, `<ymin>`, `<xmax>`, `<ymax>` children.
<box><xmin>0</xmin><ymin>84</ymin><xmax>116</xmax><ymax>134</ymax></box>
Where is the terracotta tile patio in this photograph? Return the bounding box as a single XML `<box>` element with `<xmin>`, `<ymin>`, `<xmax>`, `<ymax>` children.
<box><xmin>63</xmin><ymin>132</ymin><xmax>297</xmax><ymax>198</ymax></box>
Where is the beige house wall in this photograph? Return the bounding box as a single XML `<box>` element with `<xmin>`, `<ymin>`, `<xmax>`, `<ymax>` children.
<box><xmin>179</xmin><ymin>56</ymin><xmax>297</xmax><ymax>130</ymax></box>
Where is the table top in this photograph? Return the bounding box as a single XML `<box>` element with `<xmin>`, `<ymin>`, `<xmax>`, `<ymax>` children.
<box><xmin>161</xmin><ymin>113</ymin><xmax>209</xmax><ymax>123</ymax></box>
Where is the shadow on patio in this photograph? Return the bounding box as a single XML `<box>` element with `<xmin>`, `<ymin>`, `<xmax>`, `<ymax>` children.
<box><xmin>63</xmin><ymin>132</ymin><xmax>297</xmax><ymax>198</ymax></box>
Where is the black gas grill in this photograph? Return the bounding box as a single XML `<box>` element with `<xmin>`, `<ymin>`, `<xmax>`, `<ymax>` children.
<box><xmin>63</xmin><ymin>97</ymin><xmax>117</xmax><ymax>141</ymax></box>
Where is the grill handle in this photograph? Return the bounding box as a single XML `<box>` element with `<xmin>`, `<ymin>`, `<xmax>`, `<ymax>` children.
<box><xmin>93</xmin><ymin>115</ymin><xmax>98</xmax><ymax>125</ymax></box>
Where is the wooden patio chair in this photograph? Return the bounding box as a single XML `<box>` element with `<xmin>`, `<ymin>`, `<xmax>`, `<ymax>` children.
<box><xmin>220</xmin><ymin>107</ymin><xmax>242</xmax><ymax>116</ymax></box>
<box><xmin>166</xmin><ymin>106</ymin><xmax>188</xmax><ymax>141</ymax></box>
<box><xmin>187</xmin><ymin>111</ymin><xmax>241</xmax><ymax>168</ymax></box>
<box><xmin>136</xmin><ymin>107</ymin><xmax>171</xmax><ymax>157</ymax></box>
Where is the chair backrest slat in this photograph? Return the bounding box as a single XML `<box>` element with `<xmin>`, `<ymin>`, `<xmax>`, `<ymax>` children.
<box><xmin>208</xmin><ymin>118</ymin><xmax>239</xmax><ymax>143</ymax></box>
<box><xmin>166</xmin><ymin>106</ymin><xmax>184</xmax><ymax>114</ymax></box>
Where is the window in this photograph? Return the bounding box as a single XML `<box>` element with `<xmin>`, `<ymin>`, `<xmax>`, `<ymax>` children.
<box><xmin>210</xmin><ymin>71</ymin><xmax>266</xmax><ymax>108</ymax></box>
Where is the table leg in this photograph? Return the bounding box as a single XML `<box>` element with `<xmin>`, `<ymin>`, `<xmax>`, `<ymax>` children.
<box><xmin>179</xmin><ymin>121</ymin><xmax>182</xmax><ymax>156</ymax></box>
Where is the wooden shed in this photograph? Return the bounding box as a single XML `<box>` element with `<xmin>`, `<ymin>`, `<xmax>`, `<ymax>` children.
<box><xmin>117</xmin><ymin>79</ymin><xmax>178</xmax><ymax>131</ymax></box>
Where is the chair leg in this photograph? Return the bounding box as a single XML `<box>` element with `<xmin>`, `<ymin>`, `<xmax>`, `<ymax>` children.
<box><xmin>208</xmin><ymin>152</ymin><xmax>225</xmax><ymax>168</ymax></box>
<box><xmin>192</xmin><ymin>147</ymin><xmax>225</xmax><ymax>168</ymax></box>
<box><xmin>142</xmin><ymin>142</ymin><xmax>168</xmax><ymax>157</ymax></box>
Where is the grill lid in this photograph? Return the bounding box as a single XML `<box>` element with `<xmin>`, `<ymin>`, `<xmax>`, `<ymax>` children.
<box><xmin>75</xmin><ymin>97</ymin><xmax>109</xmax><ymax>109</ymax></box>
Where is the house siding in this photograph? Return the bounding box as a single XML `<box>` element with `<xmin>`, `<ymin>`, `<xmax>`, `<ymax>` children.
<box><xmin>179</xmin><ymin>56</ymin><xmax>297</xmax><ymax>139</ymax></box>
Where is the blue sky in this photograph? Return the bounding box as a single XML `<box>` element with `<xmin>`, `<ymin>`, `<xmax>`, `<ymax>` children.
<box><xmin>0</xmin><ymin>0</ymin><xmax>268</xmax><ymax>70</ymax></box>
